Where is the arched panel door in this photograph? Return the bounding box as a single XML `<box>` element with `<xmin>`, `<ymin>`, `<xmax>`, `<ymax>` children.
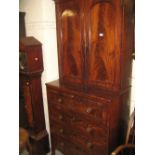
<box><xmin>56</xmin><ymin>0</ymin><xmax>85</xmax><ymax>89</ymax></box>
<box><xmin>86</xmin><ymin>0</ymin><xmax>120</xmax><ymax>92</ymax></box>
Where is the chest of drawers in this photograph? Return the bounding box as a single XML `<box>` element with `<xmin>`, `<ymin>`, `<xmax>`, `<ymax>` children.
<box><xmin>46</xmin><ymin>80</ymin><xmax>123</xmax><ymax>155</ymax></box>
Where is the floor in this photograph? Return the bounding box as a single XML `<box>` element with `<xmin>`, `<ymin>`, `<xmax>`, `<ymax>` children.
<box><xmin>20</xmin><ymin>150</ymin><xmax>28</xmax><ymax>155</ymax></box>
<box><xmin>21</xmin><ymin>150</ymin><xmax>63</xmax><ymax>155</ymax></box>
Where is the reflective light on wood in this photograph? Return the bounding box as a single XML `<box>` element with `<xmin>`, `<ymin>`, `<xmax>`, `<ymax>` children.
<box><xmin>62</xmin><ymin>10</ymin><xmax>76</xmax><ymax>17</ymax></box>
<box><xmin>99</xmin><ymin>33</ymin><xmax>104</xmax><ymax>37</ymax></box>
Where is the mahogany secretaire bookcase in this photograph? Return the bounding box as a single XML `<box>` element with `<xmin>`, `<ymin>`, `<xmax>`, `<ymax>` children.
<box><xmin>46</xmin><ymin>0</ymin><xmax>135</xmax><ymax>154</ymax></box>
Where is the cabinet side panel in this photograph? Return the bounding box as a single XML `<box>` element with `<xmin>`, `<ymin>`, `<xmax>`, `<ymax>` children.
<box><xmin>108</xmin><ymin>97</ymin><xmax>122</xmax><ymax>154</ymax></box>
<box><xmin>121</xmin><ymin>0</ymin><xmax>135</xmax><ymax>89</ymax></box>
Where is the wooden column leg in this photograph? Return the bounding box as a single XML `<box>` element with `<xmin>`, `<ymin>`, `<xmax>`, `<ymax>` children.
<box><xmin>51</xmin><ymin>148</ymin><xmax>55</xmax><ymax>155</ymax></box>
<box><xmin>27</xmin><ymin>139</ymin><xmax>33</xmax><ymax>155</ymax></box>
<box><xmin>51</xmin><ymin>143</ymin><xmax>55</xmax><ymax>155</ymax></box>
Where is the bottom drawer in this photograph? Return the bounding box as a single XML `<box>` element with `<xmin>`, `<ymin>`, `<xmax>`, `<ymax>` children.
<box><xmin>69</xmin><ymin>134</ymin><xmax>108</xmax><ymax>155</ymax></box>
<box><xmin>52</xmin><ymin>134</ymin><xmax>108</xmax><ymax>155</ymax></box>
<box><xmin>52</xmin><ymin>135</ymin><xmax>86</xmax><ymax>155</ymax></box>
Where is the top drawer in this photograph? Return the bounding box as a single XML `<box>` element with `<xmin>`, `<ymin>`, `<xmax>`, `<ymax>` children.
<box><xmin>47</xmin><ymin>88</ymin><xmax>109</xmax><ymax>121</ymax></box>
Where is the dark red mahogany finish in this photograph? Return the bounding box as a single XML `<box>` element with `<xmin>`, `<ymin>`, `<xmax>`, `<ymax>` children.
<box><xmin>19</xmin><ymin>37</ymin><xmax>49</xmax><ymax>155</ymax></box>
<box><xmin>46</xmin><ymin>0</ymin><xmax>134</xmax><ymax>155</ymax></box>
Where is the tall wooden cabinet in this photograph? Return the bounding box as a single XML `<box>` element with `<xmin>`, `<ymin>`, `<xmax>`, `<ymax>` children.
<box><xmin>19</xmin><ymin>37</ymin><xmax>49</xmax><ymax>155</ymax></box>
<box><xmin>46</xmin><ymin>0</ymin><xmax>134</xmax><ymax>155</ymax></box>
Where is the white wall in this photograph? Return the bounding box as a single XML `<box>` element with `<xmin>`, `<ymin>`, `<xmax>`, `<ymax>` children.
<box><xmin>19</xmin><ymin>0</ymin><xmax>59</xmax><ymax>154</ymax></box>
<box><xmin>130</xmin><ymin>61</ymin><xmax>135</xmax><ymax>114</ymax></box>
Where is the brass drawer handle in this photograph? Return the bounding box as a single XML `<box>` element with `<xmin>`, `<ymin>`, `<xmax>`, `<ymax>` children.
<box><xmin>24</xmin><ymin>104</ymin><xmax>27</xmax><ymax>109</ymax></box>
<box><xmin>34</xmin><ymin>57</ymin><xmax>39</xmax><ymax>61</ymax></box>
<box><xmin>58</xmin><ymin>115</ymin><xmax>63</xmax><ymax>120</ymax></box>
<box><xmin>71</xmin><ymin>117</ymin><xmax>75</xmax><ymax>121</ymax></box>
<box><xmin>59</xmin><ymin>128</ymin><xmax>64</xmax><ymax>133</ymax></box>
<box><xmin>70</xmin><ymin>95</ymin><xmax>74</xmax><ymax>98</ymax></box>
<box><xmin>26</xmin><ymin>81</ymin><xmax>29</xmax><ymax>85</ymax></box>
<box><xmin>60</xmin><ymin>142</ymin><xmax>64</xmax><ymax>147</ymax></box>
<box><xmin>86</xmin><ymin>107</ymin><xmax>92</xmax><ymax>113</ymax></box>
<box><xmin>87</xmin><ymin>142</ymin><xmax>93</xmax><ymax>149</ymax></box>
<box><xmin>58</xmin><ymin>98</ymin><xmax>62</xmax><ymax>103</ymax></box>
<box><xmin>86</xmin><ymin>127</ymin><xmax>92</xmax><ymax>133</ymax></box>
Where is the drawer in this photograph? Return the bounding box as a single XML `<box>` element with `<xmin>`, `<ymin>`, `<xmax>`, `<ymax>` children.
<box><xmin>52</xmin><ymin>134</ymin><xmax>107</xmax><ymax>155</ymax></box>
<box><xmin>52</xmin><ymin>135</ymin><xmax>86</xmax><ymax>155</ymax></box>
<box><xmin>69</xmin><ymin>133</ymin><xmax>108</xmax><ymax>155</ymax></box>
<box><xmin>70</xmin><ymin>120</ymin><xmax>108</xmax><ymax>142</ymax></box>
<box><xmin>50</xmin><ymin>105</ymin><xmax>108</xmax><ymax>131</ymax></box>
<box><xmin>69</xmin><ymin>98</ymin><xmax>108</xmax><ymax>121</ymax></box>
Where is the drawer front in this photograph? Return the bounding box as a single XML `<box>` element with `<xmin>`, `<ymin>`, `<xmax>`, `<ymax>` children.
<box><xmin>66</xmin><ymin>97</ymin><xmax>108</xmax><ymax>121</ymax></box>
<box><xmin>52</xmin><ymin>134</ymin><xmax>108</xmax><ymax>155</ymax></box>
<box><xmin>69</xmin><ymin>134</ymin><xmax>108</xmax><ymax>155</ymax></box>
<box><xmin>49</xmin><ymin>103</ymin><xmax>108</xmax><ymax>126</ymax></box>
<box><xmin>52</xmin><ymin>135</ymin><xmax>87</xmax><ymax>155</ymax></box>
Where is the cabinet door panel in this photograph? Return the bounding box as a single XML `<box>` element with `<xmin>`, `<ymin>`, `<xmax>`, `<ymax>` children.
<box><xmin>86</xmin><ymin>1</ymin><xmax>120</xmax><ymax>91</ymax></box>
<box><xmin>57</xmin><ymin>0</ymin><xmax>85</xmax><ymax>87</ymax></box>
